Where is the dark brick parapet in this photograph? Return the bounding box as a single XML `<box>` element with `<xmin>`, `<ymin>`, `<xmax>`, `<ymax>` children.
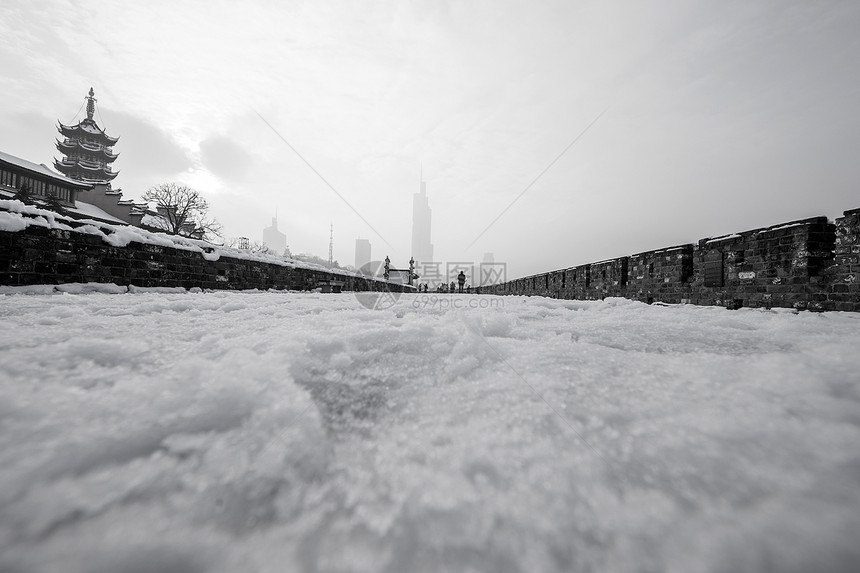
<box><xmin>0</xmin><ymin>209</ymin><xmax>409</xmax><ymax>293</ymax></box>
<box><xmin>478</xmin><ymin>209</ymin><xmax>860</xmax><ymax>312</ymax></box>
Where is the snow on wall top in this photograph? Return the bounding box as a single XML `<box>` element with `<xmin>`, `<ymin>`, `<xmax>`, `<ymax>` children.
<box><xmin>0</xmin><ymin>199</ymin><xmax>383</xmax><ymax>280</ymax></box>
<box><xmin>140</xmin><ymin>213</ymin><xmax>171</xmax><ymax>231</ymax></box>
<box><xmin>704</xmin><ymin>233</ymin><xmax>743</xmax><ymax>244</ymax></box>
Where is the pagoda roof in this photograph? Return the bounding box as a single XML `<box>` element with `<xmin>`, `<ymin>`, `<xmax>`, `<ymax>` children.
<box><xmin>0</xmin><ymin>149</ymin><xmax>94</xmax><ymax>189</ymax></box>
<box><xmin>54</xmin><ymin>158</ymin><xmax>119</xmax><ymax>182</ymax></box>
<box><xmin>57</xmin><ymin>119</ymin><xmax>119</xmax><ymax>145</ymax></box>
<box><xmin>56</xmin><ymin>138</ymin><xmax>119</xmax><ymax>161</ymax></box>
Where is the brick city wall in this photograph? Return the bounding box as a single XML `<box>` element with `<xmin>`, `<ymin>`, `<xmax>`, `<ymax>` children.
<box><xmin>0</xmin><ymin>214</ymin><xmax>409</xmax><ymax>293</ymax></box>
<box><xmin>479</xmin><ymin>208</ymin><xmax>860</xmax><ymax>312</ymax></box>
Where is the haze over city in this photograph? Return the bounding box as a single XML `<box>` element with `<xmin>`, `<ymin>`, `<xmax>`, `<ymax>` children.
<box><xmin>1</xmin><ymin>0</ymin><xmax>858</xmax><ymax>278</ymax></box>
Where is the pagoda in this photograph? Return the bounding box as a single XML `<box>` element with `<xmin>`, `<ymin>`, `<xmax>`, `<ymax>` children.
<box><xmin>54</xmin><ymin>88</ymin><xmax>119</xmax><ymax>186</ymax></box>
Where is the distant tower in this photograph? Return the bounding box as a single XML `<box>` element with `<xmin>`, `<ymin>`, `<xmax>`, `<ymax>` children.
<box><xmin>262</xmin><ymin>213</ymin><xmax>287</xmax><ymax>254</ymax></box>
<box><xmin>328</xmin><ymin>223</ymin><xmax>334</xmax><ymax>265</ymax></box>
<box><xmin>54</xmin><ymin>88</ymin><xmax>119</xmax><ymax>187</ymax></box>
<box><xmin>411</xmin><ymin>169</ymin><xmax>433</xmax><ymax>263</ymax></box>
<box><xmin>355</xmin><ymin>238</ymin><xmax>371</xmax><ymax>272</ymax></box>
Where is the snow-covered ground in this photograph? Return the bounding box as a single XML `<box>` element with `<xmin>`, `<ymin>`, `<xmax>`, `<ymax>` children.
<box><xmin>1</xmin><ymin>290</ymin><xmax>859</xmax><ymax>573</ymax></box>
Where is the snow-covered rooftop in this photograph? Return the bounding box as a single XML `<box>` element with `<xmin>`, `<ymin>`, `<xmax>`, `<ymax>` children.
<box><xmin>66</xmin><ymin>201</ymin><xmax>127</xmax><ymax>224</ymax></box>
<box><xmin>58</xmin><ymin>119</ymin><xmax>118</xmax><ymax>141</ymax></box>
<box><xmin>0</xmin><ymin>150</ymin><xmax>92</xmax><ymax>189</ymax></box>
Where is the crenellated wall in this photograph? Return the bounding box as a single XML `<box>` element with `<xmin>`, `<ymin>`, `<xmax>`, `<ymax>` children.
<box><xmin>0</xmin><ymin>210</ymin><xmax>409</xmax><ymax>293</ymax></box>
<box><xmin>2</xmin><ymin>204</ymin><xmax>858</xmax><ymax>309</ymax></box>
<box><xmin>478</xmin><ymin>208</ymin><xmax>860</xmax><ymax>312</ymax></box>
<box><xmin>827</xmin><ymin>208</ymin><xmax>860</xmax><ymax>311</ymax></box>
<box><xmin>627</xmin><ymin>244</ymin><xmax>693</xmax><ymax>304</ymax></box>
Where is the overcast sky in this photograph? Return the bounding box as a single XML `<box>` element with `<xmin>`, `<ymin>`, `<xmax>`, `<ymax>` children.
<box><xmin>1</xmin><ymin>0</ymin><xmax>858</xmax><ymax>278</ymax></box>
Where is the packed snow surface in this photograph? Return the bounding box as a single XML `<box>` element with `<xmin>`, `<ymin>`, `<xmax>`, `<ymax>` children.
<box><xmin>1</xmin><ymin>291</ymin><xmax>859</xmax><ymax>573</ymax></box>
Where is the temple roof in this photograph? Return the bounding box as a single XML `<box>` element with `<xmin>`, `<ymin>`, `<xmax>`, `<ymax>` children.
<box><xmin>53</xmin><ymin>158</ymin><xmax>119</xmax><ymax>182</ymax></box>
<box><xmin>56</xmin><ymin>138</ymin><xmax>119</xmax><ymax>162</ymax></box>
<box><xmin>0</xmin><ymin>150</ymin><xmax>94</xmax><ymax>189</ymax></box>
<box><xmin>57</xmin><ymin>120</ymin><xmax>119</xmax><ymax>146</ymax></box>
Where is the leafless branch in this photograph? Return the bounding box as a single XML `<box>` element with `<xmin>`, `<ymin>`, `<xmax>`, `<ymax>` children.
<box><xmin>141</xmin><ymin>182</ymin><xmax>223</xmax><ymax>241</ymax></box>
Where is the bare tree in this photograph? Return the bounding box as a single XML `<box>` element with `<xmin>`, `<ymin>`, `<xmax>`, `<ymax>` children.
<box><xmin>141</xmin><ymin>183</ymin><xmax>222</xmax><ymax>240</ymax></box>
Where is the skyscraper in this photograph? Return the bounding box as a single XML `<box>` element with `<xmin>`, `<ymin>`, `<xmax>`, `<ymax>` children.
<box><xmin>263</xmin><ymin>215</ymin><xmax>287</xmax><ymax>255</ymax></box>
<box><xmin>355</xmin><ymin>238</ymin><xmax>371</xmax><ymax>273</ymax></box>
<box><xmin>411</xmin><ymin>172</ymin><xmax>433</xmax><ymax>263</ymax></box>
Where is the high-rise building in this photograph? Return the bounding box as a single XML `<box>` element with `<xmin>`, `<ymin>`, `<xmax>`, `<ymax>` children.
<box><xmin>411</xmin><ymin>172</ymin><xmax>433</xmax><ymax>263</ymax></box>
<box><xmin>54</xmin><ymin>88</ymin><xmax>119</xmax><ymax>187</ymax></box>
<box><xmin>355</xmin><ymin>238</ymin><xmax>371</xmax><ymax>273</ymax></box>
<box><xmin>263</xmin><ymin>215</ymin><xmax>287</xmax><ymax>255</ymax></box>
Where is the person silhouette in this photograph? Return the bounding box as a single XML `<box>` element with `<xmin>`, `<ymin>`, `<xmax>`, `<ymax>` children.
<box><xmin>457</xmin><ymin>271</ymin><xmax>466</xmax><ymax>294</ymax></box>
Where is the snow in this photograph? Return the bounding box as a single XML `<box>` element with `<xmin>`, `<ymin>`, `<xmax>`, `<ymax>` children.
<box><xmin>766</xmin><ymin>222</ymin><xmax>806</xmax><ymax>232</ymax></box>
<box><xmin>140</xmin><ymin>212</ymin><xmax>170</xmax><ymax>231</ymax></box>
<box><xmin>705</xmin><ymin>223</ymin><xmax>809</xmax><ymax>244</ymax></box>
<box><xmin>1</xmin><ymin>292</ymin><xmax>859</xmax><ymax>573</ymax></box>
<box><xmin>705</xmin><ymin>233</ymin><xmax>742</xmax><ymax>243</ymax></box>
<box><xmin>67</xmin><ymin>201</ymin><xmax>126</xmax><ymax>224</ymax></box>
<box><xmin>0</xmin><ymin>200</ymin><xmax>71</xmax><ymax>232</ymax></box>
<box><xmin>0</xmin><ymin>210</ymin><xmax>29</xmax><ymax>232</ymax></box>
<box><xmin>0</xmin><ymin>200</ymin><xmax>392</xmax><ymax>283</ymax></box>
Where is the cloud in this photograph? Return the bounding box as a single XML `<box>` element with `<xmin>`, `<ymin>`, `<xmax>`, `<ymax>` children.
<box><xmin>199</xmin><ymin>135</ymin><xmax>253</xmax><ymax>182</ymax></box>
<box><xmin>0</xmin><ymin>111</ymin><xmax>60</xmax><ymax>164</ymax></box>
<box><xmin>100</xmin><ymin>109</ymin><xmax>193</xmax><ymax>178</ymax></box>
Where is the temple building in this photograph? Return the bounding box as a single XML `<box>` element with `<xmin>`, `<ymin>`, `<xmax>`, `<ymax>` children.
<box><xmin>2</xmin><ymin>88</ymin><xmax>201</xmax><ymax>235</ymax></box>
<box><xmin>52</xmin><ymin>88</ymin><xmax>153</xmax><ymax>229</ymax></box>
<box><xmin>55</xmin><ymin>88</ymin><xmax>119</xmax><ymax>187</ymax></box>
<box><xmin>0</xmin><ymin>150</ymin><xmax>91</xmax><ymax>206</ymax></box>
